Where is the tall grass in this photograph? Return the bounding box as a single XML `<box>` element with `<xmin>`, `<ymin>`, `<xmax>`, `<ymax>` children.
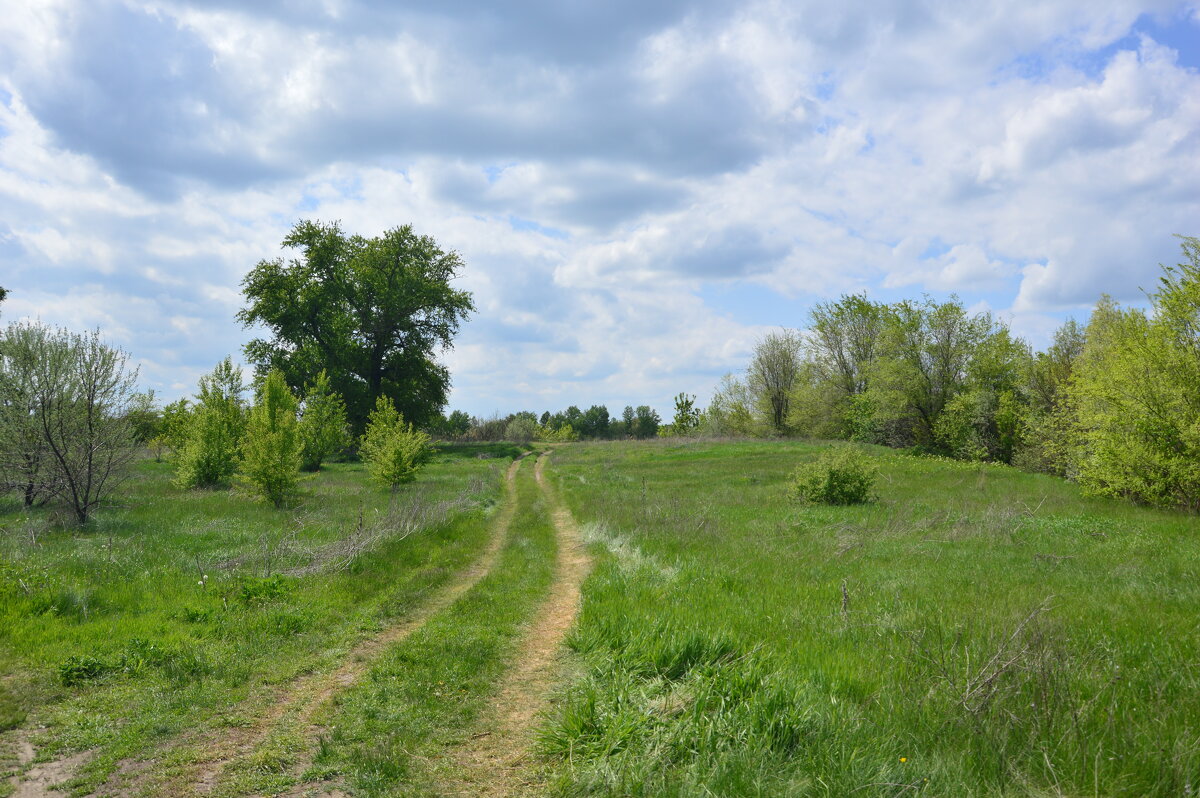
<box><xmin>539</xmin><ymin>439</ymin><xmax>1200</xmax><ymax>797</ymax></box>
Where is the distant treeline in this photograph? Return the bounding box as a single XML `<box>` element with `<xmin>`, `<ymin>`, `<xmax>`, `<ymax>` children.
<box><xmin>706</xmin><ymin>236</ymin><xmax>1200</xmax><ymax>511</ymax></box>
<box><xmin>429</xmin><ymin>404</ymin><xmax>665</xmax><ymax>443</ymax></box>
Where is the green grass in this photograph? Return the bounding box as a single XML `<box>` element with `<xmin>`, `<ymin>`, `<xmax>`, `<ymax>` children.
<box><xmin>284</xmin><ymin>452</ymin><xmax>559</xmax><ymax>796</ymax></box>
<box><xmin>538</xmin><ymin>439</ymin><xmax>1200</xmax><ymax>797</ymax></box>
<box><xmin>0</xmin><ymin>442</ymin><xmax>517</xmax><ymax>795</ymax></box>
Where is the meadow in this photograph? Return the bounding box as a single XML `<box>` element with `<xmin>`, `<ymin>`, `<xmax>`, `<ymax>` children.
<box><xmin>2</xmin><ymin>438</ymin><xmax>1199</xmax><ymax>797</ymax></box>
<box><xmin>538</xmin><ymin>439</ymin><xmax>1200</xmax><ymax>797</ymax></box>
<box><xmin>0</xmin><ymin>443</ymin><xmax>524</xmax><ymax>796</ymax></box>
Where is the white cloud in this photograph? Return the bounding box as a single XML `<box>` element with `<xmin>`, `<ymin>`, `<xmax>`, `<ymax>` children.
<box><xmin>1</xmin><ymin>0</ymin><xmax>1197</xmax><ymax>413</ymax></box>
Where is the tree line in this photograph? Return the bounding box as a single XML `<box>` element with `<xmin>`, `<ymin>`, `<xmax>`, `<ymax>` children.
<box><xmin>705</xmin><ymin>236</ymin><xmax>1200</xmax><ymax>511</ymax></box>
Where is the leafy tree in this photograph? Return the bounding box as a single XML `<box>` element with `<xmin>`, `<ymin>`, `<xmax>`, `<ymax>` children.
<box><xmin>579</xmin><ymin>405</ymin><xmax>612</xmax><ymax>439</ymax></box>
<box><xmin>0</xmin><ymin>322</ymin><xmax>63</xmax><ymax>507</ymax></box>
<box><xmin>238</xmin><ymin>221</ymin><xmax>475</xmax><ymax>432</ymax></box>
<box><xmin>633</xmin><ymin>405</ymin><xmax>660</xmax><ymax>439</ymax></box>
<box><xmin>1</xmin><ymin>325</ymin><xmax>140</xmax><ymax>524</ymax></box>
<box><xmin>808</xmin><ymin>294</ymin><xmax>885</xmax><ymax>397</ymax></box>
<box><xmin>442</xmin><ymin>410</ymin><xmax>472</xmax><ymax>438</ymax></box>
<box><xmin>359</xmin><ymin>396</ymin><xmax>432</xmax><ymax>491</ymax></box>
<box><xmin>872</xmin><ymin>297</ymin><xmax>989</xmax><ymax>448</ymax></box>
<box><xmin>505</xmin><ymin>412</ymin><xmax>538</xmax><ymax>443</ymax></box>
<box><xmin>704</xmin><ymin>374</ymin><xmax>757</xmax><ymax>436</ymax></box>
<box><xmin>176</xmin><ymin>358</ymin><xmax>247</xmax><ymax>489</ymax></box>
<box><xmin>298</xmin><ymin>369</ymin><xmax>349</xmax><ymax>472</ymax></box>
<box><xmin>126</xmin><ymin>390</ymin><xmax>161</xmax><ymax>446</ymax></box>
<box><xmin>671</xmin><ymin>393</ymin><xmax>700</xmax><ymax>435</ymax></box>
<box><xmin>1069</xmin><ymin>237</ymin><xmax>1200</xmax><ymax>509</ymax></box>
<box><xmin>153</xmin><ymin>399</ymin><xmax>192</xmax><ymax>462</ymax></box>
<box><xmin>621</xmin><ymin>405</ymin><xmax>636</xmax><ymax>437</ymax></box>
<box><xmin>242</xmin><ymin>370</ymin><xmax>302</xmax><ymax>507</ymax></box>
<box><xmin>748</xmin><ymin>329</ymin><xmax>804</xmax><ymax>433</ymax></box>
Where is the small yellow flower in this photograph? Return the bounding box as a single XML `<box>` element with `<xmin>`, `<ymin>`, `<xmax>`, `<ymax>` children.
<box><xmin>900</xmin><ymin>757</ymin><xmax>907</xmax><ymax>763</ymax></box>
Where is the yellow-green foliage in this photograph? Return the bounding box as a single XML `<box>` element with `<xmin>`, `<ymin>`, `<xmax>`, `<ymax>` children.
<box><xmin>788</xmin><ymin>446</ymin><xmax>877</xmax><ymax>505</ymax></box>
<box><xmin>176</xmin><ymin>357</ymin><xmax>246</xmax><ymax>488</ymax></box>
<box><xmin>537</xmin><ymin>423</ymin><xmax>579</xmax><ymax>442</ymax></box>
<box><xmin>359</xmin><ymin>396</ymin><xmax>432</xmax><ymax>490</ymax></box>
<box><xmin>298</xmin><ymin>370</ymin><xmax>349</xmax><ymax>472</ymax></box>
<box><xmin>1069</xmin><ymin>240</ymin><xmax>1200</xmax><ymax>510</ymax></box>
<box><xmin>241</xmin><ymin>370</ymin><xmax>302</xmax><ymax>507</ymax></box>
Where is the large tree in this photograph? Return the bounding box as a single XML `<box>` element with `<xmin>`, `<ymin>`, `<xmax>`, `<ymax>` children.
<box><xmin>238</xmin><ymin>221</ymin><xmax>474</xmax><ymax>431</ymax></box>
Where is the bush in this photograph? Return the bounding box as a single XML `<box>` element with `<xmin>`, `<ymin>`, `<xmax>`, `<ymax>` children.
<box><xmin>788</xmin><ymin>447</ymin><xmax>877</xmax><ymax>505</ymax></box>
<box><xmin>176</xmin><ymin>358</ymin><xmax>247</xmax><ymax>488</ymax></box>
<box><xmin>359</xmin><ymin>396</ymin><xmax>432</xmax><ymax>491</ymax></box>
<box><xmin>58</xmin><ymin>655</ymin><xmax>114</xmax><ymax>686</ymax></box>
<box><xmin>241</xmin><ymin>369</ymin><xmax>302</xmax><ymax>507</ymax></box>
<box><xmin>298</xmin><ymin>369</ymin><xmax>349</xmax><ymax>471</ymax></box>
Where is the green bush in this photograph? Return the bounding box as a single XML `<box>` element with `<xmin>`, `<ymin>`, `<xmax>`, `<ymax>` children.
<box><xmin>298</xmin><ymin>369</ymin><xmax>349</xmax><ymax>471</ymax></box>
<box><xmin>176</xmin><ymin>357</ymin><xmax>247</xmax><ymax>488</ymax></box>
<box><xmin>788</xmin><ymin>446</ymin><xmax>877</xmax><ymax>505</ymax></box>
<box><xmin>58</xmin><ymin>654</ymin><xmax>115</xmax><ymax>686</ymax></box>
<box><xmin>241</xmin><ymin>369</ymin><xmax>302</xmax><ymax>507</ymax></box>
<box><xmin>359</xmin><ymin>396</ymin><xmax>432</xmax><ymax>491</ymax></box>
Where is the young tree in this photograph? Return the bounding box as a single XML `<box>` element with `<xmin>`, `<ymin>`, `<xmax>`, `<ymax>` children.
<box><xmin>126</xmin><ymin>390</ymin><xmax>161</xmax><ymax>447</ymax></box>
<box><xmin>0</xmin><ymin>322</ymin><xmax>63</xmax><ymax>506</ymax></box>
<box><xmin>747</xmin><ymin>329</ymin><xmax>804</xmax><ymax>433</ymax></box>
<box><xmin>176</xmin><ymin>358</ymin><xmax>247</xmax><ymax>488</ymax></box>
<box><xmin>239</xmin><ymin>221</ymin><xmax>475</xmax><ymax>432</ymax></box>
<box><xmin>153</xmin><ymin>399</ymin><xmax>192</xmax><ymax>462</ymax></box>
<box><xmin>704</xmin><ymin>374</ymin><xmax>757</xmax><ymax>436</ymax></box>
<box><xmin>25</xmin><ymin>327</ymin><xmax>139</xmax><ymax>524</ymax></box>
<box><xmin>671</xmin><ymin>393</ymin><xmax>700</xmax><ymax>436</ymax></box>
<box><xmin>242</xmin><ymin>370</ymin><xmax>302</xmax><ymax>507</ymax></box>
<box><xmin>298</xmin><ymin>370</ymin><xmax>349</xmax><ymax>472</ymax></box>
<box><xmin>359</xmin><ymin>396</ymin><xmax>432</xmax><ymax>492</ymax></box>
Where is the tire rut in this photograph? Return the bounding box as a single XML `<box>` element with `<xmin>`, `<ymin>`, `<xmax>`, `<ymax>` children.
<box><xmin>80</xmin><ymin>454</ymin><xmax>528</xmax><ymax>798</ymax></box>
<box><xmin>439</xmin><ymin>449</ymin><xmax>592</xmax><ymax>798</ymax></box>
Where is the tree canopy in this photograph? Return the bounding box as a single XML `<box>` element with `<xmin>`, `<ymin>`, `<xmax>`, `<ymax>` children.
<box><xmin>238</xmin><ymin>221</ymin><xmax>474</xmax><ymax>431</ymax></box>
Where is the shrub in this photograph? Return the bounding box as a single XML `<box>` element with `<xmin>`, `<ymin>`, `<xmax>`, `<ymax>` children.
<box><xmin>788</xmin><ymin>446</ymin><xmax>877</xmax><ymax>505</ymax></box>
<box><xmin>537</xmin><ymin>422</ymin><xmax>579</xmax><ymax>442</ymax></box>
<box><xmin>298</xmin><ymin>369</ymin><xmax>349</xmax><ymax>471</ymax></box>
<box><xmin>58</xmin><ymin>655</ymin><xmax>115</xmax><ymax>686</ymax></box>
<box><xmin>0</xmin><ymin>323</ymin><xmax>141</xmax><ymax>523</ymax></box>
<box><xmin>176</xmin><ymin>358</ymin><xmax>247</xmax><ymax>488</ymax></box>
<box><xmin>359</xmin><ymin>396</ymin><xmax>432</xmax><ymax>491</ymax></box>
<box><xmin>241</xmin><ymin>369</ymin><xmax>302</xmax><ymax>507</ymax></box>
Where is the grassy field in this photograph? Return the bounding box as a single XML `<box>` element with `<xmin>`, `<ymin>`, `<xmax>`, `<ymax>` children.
<box><xmin>0</xmin><ymin>443</ymin><xmax>525</xmax><ymax>796</ymax></box>
<box><xmin>539</xmin><ymin>439</ymin><xmax>1200</xmax><ymax>797</ymax></box>
<box><xmin>3</xmin><ymin>438</ymin><xmax>1199</xmax><ymax>797</ymax></box>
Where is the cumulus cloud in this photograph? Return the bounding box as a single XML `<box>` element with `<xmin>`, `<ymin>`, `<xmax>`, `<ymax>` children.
<box><xmin>0</xmin><ymin>0</ymin><xmax>1197</xmax><ymax>414</ymax></box>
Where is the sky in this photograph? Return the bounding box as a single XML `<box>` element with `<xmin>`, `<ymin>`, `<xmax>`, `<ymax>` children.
<box><xmin>0</xmin><ymin>0</ymin><xmax>1198</xmax><ymax>418</ymax></box>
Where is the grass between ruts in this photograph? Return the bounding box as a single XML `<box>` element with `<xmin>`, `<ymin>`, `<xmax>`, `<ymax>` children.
<box><xmin>0</xmin><ymin>442</ymin><xmax>524</xmax><ymax>797</ymax></box>
<box><xmin>537</xmin><ymin>439</ymin><xmax>1200</xmax><ymax>798</ymax></box>
<box><xmin>285</xmin><ymin>450</ymin><xmax>559</xmax><ymax>796</ymax></box>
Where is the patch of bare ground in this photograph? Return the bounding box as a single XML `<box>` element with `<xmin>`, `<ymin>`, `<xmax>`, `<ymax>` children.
<box><xmin>438</xmin><ymin>450</ymin><xmax>592</xmax><ymax>798</ymax></box>
<box><xmin>87</xmin><ymin>454</ymin><xmax>528</xmax><ymax>798</ymax></box>
<box><xmin>6</xmin><ymin>733</ymin><xmax>90</xmax><ymax>798</ymax></box>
